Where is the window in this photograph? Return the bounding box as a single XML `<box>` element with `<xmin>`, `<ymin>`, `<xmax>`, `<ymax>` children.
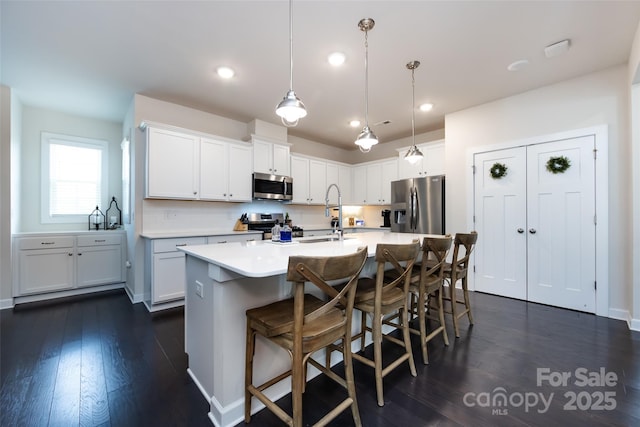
<box><xmin>41</xmin><ymin>132</ymin><xmax>108</xmax><ymax>224</ymax></box>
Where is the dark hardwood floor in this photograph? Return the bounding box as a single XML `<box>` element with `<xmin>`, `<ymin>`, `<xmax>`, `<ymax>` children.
<box><xmin>1</xmin><ymin>289</ymin><xmax>638</xmax><ymax>426</ymax></box>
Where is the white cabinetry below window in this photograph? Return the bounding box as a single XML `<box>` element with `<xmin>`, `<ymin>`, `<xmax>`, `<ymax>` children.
<box><xmin>14</xmin><ymin>234</ymin><xmax>125</xmax><ymax>298</ymax></box>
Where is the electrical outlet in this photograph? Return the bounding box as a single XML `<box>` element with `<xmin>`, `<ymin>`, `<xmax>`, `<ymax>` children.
<box><xmin>195</xmin><ymin>281</ymin><xmax>204</xmax><ymax>298</ymax></box>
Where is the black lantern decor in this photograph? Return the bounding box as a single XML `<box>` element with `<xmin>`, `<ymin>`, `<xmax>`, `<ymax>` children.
<box><xmin>88</xmin><ymin>206</ymin><xmax>105</xmax><ymax>230</ymax></box>
<box><xmin>106</xmin><ymin>196</ymin><xmax>122</xmax><ymax>229</ymax></box>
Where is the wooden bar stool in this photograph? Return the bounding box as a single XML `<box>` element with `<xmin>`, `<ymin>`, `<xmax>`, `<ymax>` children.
<box><xmin>406</xmin><ymin>235</ymin><xmax>452</xmax><ymax>364</ymax></box>
<box><xmin>244</xmin><ymin>247</ymin><xmax>368</xmax><ymax>427</ymax></box>
<box><xmin>329</xmin><ymin>241</ymin><xmax>420</xmax><ymax>407</ymax></box>
<box><xmin>443</xmin><ymin>232</ymin><xmax>478</xmax><ymax>337</ymax></box>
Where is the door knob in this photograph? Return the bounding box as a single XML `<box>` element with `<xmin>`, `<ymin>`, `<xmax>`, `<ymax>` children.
<box><xmin>517</xmin><ymin>228</ymin><xmax>524</xmax><ymax>234</ymax></box>
<box><xmin>529</xmin><ymin>228</ymin><xmax>537</xmax><ymax>234</ymax></box>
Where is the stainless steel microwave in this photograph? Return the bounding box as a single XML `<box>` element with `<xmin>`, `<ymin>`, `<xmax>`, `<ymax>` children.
<box><xmin>252</xmin><ymin>173</ymin><xmax>293</xmax><ymax>201</ymax></box>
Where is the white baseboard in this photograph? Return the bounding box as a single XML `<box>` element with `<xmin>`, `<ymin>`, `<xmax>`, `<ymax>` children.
<box><xmin>0</xmin><ymin>298</ymin><xmax>14</xmax><ymax>310</ymax></box>
<box><xmin>12</xmin><ymin>283</ymin><xmax>125</xmax><ymax>306</ymax></box>
<box><xmin>630</xmin><ymin>318</ymin><xmax>640</xmax><ymax>332</ymax></box>
<box><xmin>124</xmin><ymin>286</ymin><xmax>144</xmax><ymax>304</ymax></box>
<box><xmin>608</xmin><ymin>308</ymin><xmax>630</xmax><ymax>323</ymax></box>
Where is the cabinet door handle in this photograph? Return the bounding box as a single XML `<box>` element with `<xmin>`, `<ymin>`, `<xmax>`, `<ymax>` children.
<box><xmin>229</xmin><ymin>194</ymin><xmax>233</xmax><ymax>197</ymax></box>
<box><xmin>68</xmin><ymin>253</ymin><xmax>73</xmax><ymax>256</ymax></box>
<box><xmin>78</xmin><ymin>253</ymin><xmax>82</xmax><ymax>256</ymax></box>
<box><xmin>517</xmin><ymin>228</ymin><xmax>524</xmax><ymax>234</ymax></box>
<box><xmin>529</xmin><ymin>228</ymin><xmax>537</xmax><ymax>234</ymax></box>
<box><xmin>193</xmin><ymin>191</ymin><xmax>197</xmax><ymax>195</ymax></box>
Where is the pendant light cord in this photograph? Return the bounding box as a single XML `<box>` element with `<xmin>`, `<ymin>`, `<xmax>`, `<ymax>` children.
<box><xmin>411</xmin><ymin>67</ymin><xmax>416</xmax><ymax>147</ymax></box>
<box><xmin>288</xmin><ymin>0</ymin><xmax>294</xmax><ymax>91</ymax></box>
<box><xmin>364</xmin><ymin>29</ymin><xmax>369</xmax><ymax>127</ymax></box>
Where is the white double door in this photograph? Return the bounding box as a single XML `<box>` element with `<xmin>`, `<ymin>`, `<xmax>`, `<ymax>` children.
<box><xmin>473</xmin><ymin>136</ymin><xmax>596</xmax><ymax>313</ymax></box>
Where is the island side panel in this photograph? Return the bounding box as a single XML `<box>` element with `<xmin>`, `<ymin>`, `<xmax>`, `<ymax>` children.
<box><xmin>185</xmin><ymin>254</ymin><xmax>292</xmax><ymax>427</ymax></box>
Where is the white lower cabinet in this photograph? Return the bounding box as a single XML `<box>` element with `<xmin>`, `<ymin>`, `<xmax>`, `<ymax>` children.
<box><xmin>145</xmin><ymin>233</ymin><xmax>261</xmax><ymax>311</ymax></box>
<box><xmin>13</xmin><ymin>233</ymin><xmax>125</xmax><ymax>298</ymax></box>
<box><xmin>148</xmin><ymin>237</ymin><xmax>206</xmax><ymax>307</ymax></box>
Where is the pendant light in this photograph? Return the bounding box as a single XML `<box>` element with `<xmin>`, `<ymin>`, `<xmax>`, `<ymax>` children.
<box><xmin>275</xmin><ymin>0</ymin><xmax>307</xmax><ymax>127</ymax></box>
<box><xmin>355</xmin><ymin>18</ymin><xmax>378</xmax><ymax>153</ymax></box>
<box><xmin>404</xmin><ymin>61</ymin><xmax>424</xmax><ymax>164</ymax></box>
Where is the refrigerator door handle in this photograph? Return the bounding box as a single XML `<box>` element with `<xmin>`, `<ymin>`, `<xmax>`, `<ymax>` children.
<box><xmin>410</xmin><ymin>187</ymin><xmax>416</xmax><ymax>229</ymax></box>
<box><xmin>412</xmin><ymin>187</ymin><xmax>418</xmax><ymax>229</ymax></box>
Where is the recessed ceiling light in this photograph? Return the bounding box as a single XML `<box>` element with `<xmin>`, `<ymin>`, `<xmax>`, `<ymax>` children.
<box><xmin>349</xmin><ymin>120</ymin><xmax>361</xmax><ymax>127</ymax></box>
<box><xmin>216</xmin><ymin>66</ymin><xmax>235</xmax><ymax>79</ymax></box>
<box><xmin>419</xmin><ymin>103</ymin><xmax>434</xmax><ymax>112</ymax></box>
<box><xmin>328</xmin><ymin>52</ymin><xmax>346</xmax><ymax>66</ymax></box>
<box><xmin>507</xmin><ymin>59</ymin><xmax>529</xmax><ymax>72</ymax></box>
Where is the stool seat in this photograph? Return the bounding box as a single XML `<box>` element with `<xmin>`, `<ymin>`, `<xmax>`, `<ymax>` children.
<box><xmin>244</xmin><ymin>247</ymin><xmax>368</xmax><ymax>427</ymax></box>
<box><xmin>247</xmin><ymin>294</ymin><xmax>346</xmax><ymax>352</ymax></box>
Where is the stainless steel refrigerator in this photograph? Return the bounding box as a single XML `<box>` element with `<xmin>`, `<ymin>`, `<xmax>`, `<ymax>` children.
<box><xmin>390</xmin><ymin>175</ymin><xmax>445</xmax><ymax>234</ymax></box>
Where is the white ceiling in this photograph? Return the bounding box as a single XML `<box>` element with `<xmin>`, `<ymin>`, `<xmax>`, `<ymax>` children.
<box><xmin>2</xmin><ymin>1</ymin><xmax>640</xmax><ymax>150</ymax></box>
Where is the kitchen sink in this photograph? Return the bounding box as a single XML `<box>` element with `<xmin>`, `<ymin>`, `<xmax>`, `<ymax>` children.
<box><xmin>298</xmin><ymin>236</ymin><xmax>355</xmax><ymax>243</ymax></box>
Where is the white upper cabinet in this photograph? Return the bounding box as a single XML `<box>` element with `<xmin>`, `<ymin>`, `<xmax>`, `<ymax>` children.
<box><xmin>200</xmin><ymin>138</ymin><xmax>252</xmax><ymax>202</ymax></box>
<box><xmin>147</xmin><ymin>127</ymin><xmax>199</xmax><ymax>199</ymax></box>
<box><xmin>146</xmin><ymin>125</ymin><xmax>252</xmax><ymax>202</ymax></box>
<box><xmin>397</xmin><ymin>140</ymin><xmax>445</xmax><ymax>179</ymax></box>
<box><xmin>252</xmin><ymin>137</ymin><xmax>291</xmax><ymax>176</ymax></box>
<box><xmin>290</xmin><ymin>155</ymin><xmax>326</xmax><ymax>205</ymax></box>
<box><xmin>352</xmin><ymin>158</ymin><xmax>397</xmax><ymax>205</ymax></box>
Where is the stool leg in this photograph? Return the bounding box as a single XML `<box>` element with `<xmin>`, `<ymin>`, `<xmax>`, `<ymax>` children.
<box><xmin>418</xmin><ymin>290</ymin><xmax>428</xmax><ymax>364</ymax></box>
<box><xmin>401</xmin><ymin>306</ymin><xmax>417</xmax><ymax>377</ymax></box>
<box><xmin>448</xmin><ymin>278</ymin><xmax>461</xmax><ymax>338</ymax></box>
<box><xmin>292</xmin><ymin>349</ymin><xmax>304</xmax><ymax>426</ymax></box>
<box><xmin>373</xmin><ymin>312</ymin><xmax>384</xmax><ymax>406</ymax></box>
<box><xmin>244</xmin><ymin>324</ymin><xmax>255</xmax><ymax>423</ymax></box>
<box><xmin>438</xmin><ymin>288</ymin><xmax>449</xmax><ymax>346</ymax></box>
<box><xmin>462</xmin><ymin>276</ymin><xmax>474</xmax><ymax>324</ymax></box>
<box><xmin>360</xmin><ymin>311</ymin><xmax>367</xmax><ymax>353</ymax></box>
<box><xmin>343</xmin><ymin>336</ymin><xmax>362</xmax><ymax>427</ymax></box>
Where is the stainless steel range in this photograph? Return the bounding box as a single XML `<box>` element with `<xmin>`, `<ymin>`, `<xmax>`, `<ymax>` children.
<box><xmin>246</xmin><ymin>213</ymin><xmax>303</xmax><ymax>240</ymax></box>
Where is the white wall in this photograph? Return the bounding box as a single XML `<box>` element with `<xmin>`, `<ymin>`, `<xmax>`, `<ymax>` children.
<box><xmin>19</xmin><ymin>106</ymin><xmax>123</xmax><ymax>231</ymax></box>
<box><xmin>628</xmin><ymin>20</ymin><xmax>640</xmax><ymax>329</ymax></box>
<box><xmin>0</xmin><ymin>85</ymin><xmax>13</xmax><ymax>305</ymax></box>
<box><xmin>445</xmin><ymin>65</ymin><xmax>630</xmax><ymax>315</ymax></box>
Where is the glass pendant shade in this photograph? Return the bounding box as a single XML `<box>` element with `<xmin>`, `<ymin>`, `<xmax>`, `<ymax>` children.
<box><xmin>404</xmin><ymin>144</ymin><xmax>423</xmax><ymax>164</ymax></box>
<box><xmin>276</xmin><ymin>89</ymin><xmax>307</xmax><ymax>126</ymax></box>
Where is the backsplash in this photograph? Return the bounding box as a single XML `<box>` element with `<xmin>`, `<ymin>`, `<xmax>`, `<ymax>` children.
<box><xmin>142</xmin><ymin>199</ymin><xmax>388</xmax><ymax>233</ymax></box>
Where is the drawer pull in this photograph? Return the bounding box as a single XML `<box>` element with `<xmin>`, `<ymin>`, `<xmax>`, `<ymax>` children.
<box><xmin>217</xmin><ymin>240</ymin><xmax>227</xmax><ymax>244</ymax></box>
<box><xmin>41</xmin><ymin>242</ymin><xmax>55</xmax><ymax>245</ymax></box>
<box><xmin>94</xmin><ymin>239</ymin><xmax>106</xmax><ymax>243</ymax></box>
<box><xmin>175</xmin><ymin>243</ymin><xmax>187</xmax><ymax>247</ymax></box>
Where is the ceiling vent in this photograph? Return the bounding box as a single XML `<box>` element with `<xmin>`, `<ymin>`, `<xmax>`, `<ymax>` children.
<box><xmin>544</xmin><ymin>39</ymin><xmax>571</xmax><ymax>58</ymax></box>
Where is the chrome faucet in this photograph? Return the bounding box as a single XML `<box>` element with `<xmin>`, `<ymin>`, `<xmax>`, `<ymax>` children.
<box><xmin>325</xmin><ymin>183</ymin><xmax>343</xmax><ymax>240</ymax></box>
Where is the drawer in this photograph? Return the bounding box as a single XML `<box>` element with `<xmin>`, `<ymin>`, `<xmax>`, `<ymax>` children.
<box><xmin>207</xmin><ymin>234</ymin><xmax>259</xmax><ymax>244</ymax></box>
<box><xmin>77</xmin><ymin>234</ymin><xmax>122</xmax><ymax>247</ymax></box>
<box><xmin>153</xmin><ymin>237</ymin><xmax>206</xmax><ymax>253</ymax></box>
<box><xmin>18</xmin><ymin>236</ymin><xmax>75</xmax><ymax>250</ymax></box>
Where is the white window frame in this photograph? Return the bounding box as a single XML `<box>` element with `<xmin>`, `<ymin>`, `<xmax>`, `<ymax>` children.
<box><xmin>41</xmin><ymin>132</ymin><xmax>109</xmax><ymax>224</ymax></box>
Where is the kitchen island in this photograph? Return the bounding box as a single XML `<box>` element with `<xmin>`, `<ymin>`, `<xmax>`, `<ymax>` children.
<box><xmin>179</xmin><ymin>231</ymin><xmax>434</xmax><ymax>427</ymax></box>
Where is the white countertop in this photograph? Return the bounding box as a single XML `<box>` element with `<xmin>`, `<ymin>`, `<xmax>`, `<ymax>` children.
<box><xmin>139</xmin><ymin>230</ymin><xmax>263</xmax><ymax>239</ymax></box>
<box><xmin>13</xmin><ymin>229</ymin><xmax>126</xmax><ymax>237</ymax></box>
<box><xmin>178</xmin><ymin>231</ymin><xmax>435</xmax><ymax>278</ymax></box>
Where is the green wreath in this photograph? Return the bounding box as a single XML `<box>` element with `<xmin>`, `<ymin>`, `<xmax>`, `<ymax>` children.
<box><xmin>546</xmin><ymin>156</ymin><xmax>571</xmax><ymax>174</ymax></box>
<box><xmin>490</xmin><ymin>162</ymin><xmax>508</xmax><ymax>179</ymax></box>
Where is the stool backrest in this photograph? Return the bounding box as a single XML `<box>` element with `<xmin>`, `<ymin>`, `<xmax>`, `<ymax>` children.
<box><xmin>452</xmin><ymin>231</ymin><xmax>478</xmax><ymax>277</ymax></box>
<box><xmin>420</xmin><ymin>235</ymin><xmax>453</xmax><ymax>288</ymax></box>
<box><xmin>287</xmin><ymin>246</ymin><xmax>368</xmax><ymax>326</ymax></box>
<box><xmin>374</xmin><ymin>240</ymin><xmax>421</xmax><ymax>297</ymax></box>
